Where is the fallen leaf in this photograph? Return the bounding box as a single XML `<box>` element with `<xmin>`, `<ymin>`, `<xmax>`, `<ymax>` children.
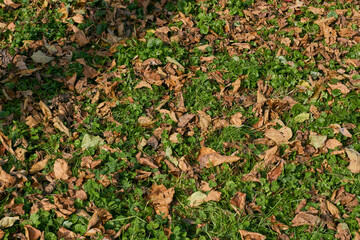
<box><xmin>24</xmin><ymin>225</ymin><xmax>41</xmax><ymax>240</ymax></box>
<box><xmin>197</xmin><ymin>147</ymin><xmax>241</xmax><ymax>168</ymax></box>
<box><xmin>326</xmin><ymin>139</ymin><xmax>342</xmax><ymax>150</ymax></box>
<box><xmin>0</xmin><ymin>131</ymin><xmax>15</xmax><ymax>156</ymax></box>
<box><xmin>0</xmin><ymin>216</ymin><xmax>19</xmax><ymax>228</ymax></box>
<box><xmin>197</xmin><ymin>111</ymin><xmax>211</xmax><ymax>132</ymax></box>
<box><xmin>53</xmin><ymin>117</ymin><xmax>71</xmax><ymax>137</ymax></box>
<box><xmin>87</xmin><ymin>209</ymin><xmax>112</xmax><ymax>231</ymax></box>
<box><xmin>148</xmin><ymin>184</ymin><xmax>175</xmax><ymax>218</ymax></box>
<box><xmin>309</xmin><ymin>135</ymin><xmax>327</xmax><ymax>149</ymax></box>
<box><xmin>138</xmin><ymin>116</ymin><xmax>156</xmax><ymax>128</ymax></box>
<box><xmin>267</xmin><ymin>160</ymin><xmax>284</xmax><ymax>183</ymax></box>
<box><xmin>335</xmin><ymin>223</ymin><xmax>351</xmax><ymax>240</ymax></box>
<box><xmin>188</xmin><ymin>190</ymin><xmax>221</xmax><ymax>207</ymax></box>
<box><xmin>230</xmin><ymin>192</ymin><xmax>246</xmax><ymax>213</ymax></box>
<box><xmin>326</xmin><ymin>201</ymin><xmax>340</xmax><ymax>219</ymax></box>
<box><xmin>4</xmin><ymin>0</ymin><xmax>21</xmax><ymax>8</ymax></box>
<box><xmin>30</xmin><ymin>158</ymin><xmax>49</xmax><ymax>174</ymax></box>
<box><xmin>294</xmin><ymin>113</ymin><xmax>310</xmax><ymax>123</ymax></box>
<box><xmin>199</xmin><ymin>181</ymin><xmax>212</xmax><ymax>192</ymax></box>
<box><xmin>345</xmin><ymin>148</ymin><xmax>360</xmax><ymax>174</ymax></box>
<box><xmin>265</xmin><ymin>126</ymin><xmax>292</xmax><ymax>145</ymax></box>
<box><xmin>238</xmin><ymin>229</ymin><xmax>266</xmax><ymax>240</ymax></box>
<box><xmin>0</xmin><ymin>166</ymin><xmax>16</xmax><ymax>190</ymax></box>
<box><xmin>178</xmin><ymin>113</ymin><xmax>195</xmax><ymax>128</ymax></box>
<box><xmin>72</xmin><ymin>25</ymin><xmax>89</xmax><ymax>46</ymax></box>
<box><xmin>57</xmin><ymin>227</ymin><xmax>77</xmax><ymax>240</ymax></box>
<box><xmin>81</xmin><ymin>134</ymin><xmax>105</xmax><ymax>149</ymax></box>
<box><xmin>54</xmin><ymin>158</ymin><xmax>71</xmax><ymax>180</ymax></box>
<box><xmin>230</xmin><ymin>112</ymin><xmax>243</xmax><ymax>127</ymax></box>
<box><xmin>328</xmin><ymin>82</ymin><xmax>350</xmax><ymax>95</ymax></box>
<box><xmin>31</xmin><ymin>51</ymin><xmax>54</xmax><ymax>64</ymax></box>
<box><xmin>292</xmin><ymin>212</ymin><xmax>321</xmax><ymax>226</ymax></box>
<box><xmin>134</xmin><ymin>81</ymin><xmax>153</xmax><ymax>90</ymax></box>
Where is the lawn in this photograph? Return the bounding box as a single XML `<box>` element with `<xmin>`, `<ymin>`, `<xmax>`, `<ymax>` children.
<box><xmin>1</xmin><ymin>0</ymin><xmax>360</xmax><ymax>239</ymax></box>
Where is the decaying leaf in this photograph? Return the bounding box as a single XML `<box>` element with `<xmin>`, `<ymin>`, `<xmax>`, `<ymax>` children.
<box><xmin>31</xmin><ymin>51</ymin><xmax>54</xmax><ymax>64</ymax></box>
<box><xmin>81</xmin><ymin>134</ymin><xmax>105</xmax><ymax>149</ymax></box>
<box><xmin>0</xmin><ymin>216</ymin><xmax>19</xmax><ymax>228</ymax></box>
<box><xmin>326</xmin><ymin>139</ymin><xmax>342</xmax><ymax>150</ymax></box>
<box><xmin>230</xmin><ymin>192</ymin><xmax>246</xmax><ymax>213</ymax></box>
<box><xmin>230</xmin><ymin>112</ymin><xmax>243</xmax><ymax>127</ymax></box>
<box><xmin>188</xmin><ymin>190</ymin><xmax>221</xmax><ymax>207</ymax></box>
<box><xmin>30</xmin><ymin>158</ymin><xmax>49</xmax><ymax>174</ymax></box>
<box><xmin>326</xmin><ymin>201</ymin><xmax>340</xmax><ymax>219</ymax></box>
<box><xmin>138</xmin><ymin>116</ymin><xmax>156</xmax><ymax>128</ymax></box>
<box><xmin>24</xmin><ymin>225</ymin><xmax>41</xmax><ymax>240</ymax></box>
<box><xmin>345</xmin><ymin>148</ymin><xmax>360</xmax><ymax>174</ymax></box>
<box><xmin>0</xmin><ymin>166</ymin><xmax>16</xmax><ymax>190</ymax></box>
<box><xmin>267</xmin><ymin>160</ymin><xmax>284</xmax><ymax>183</ymax></box>
<box><xmin>292</xmin><ymin>212</ymin><xmax>321</xmax><ymax>227</ymax></box>
<box><xmin>265</xmin><ymin>126</ymin><xmax>292</xmax><ymax>145</ymax></box>
<box><xmin>54</xmin><ymin>158</ymin><xmax>71</xmax><ymax>180</ymax></box>
<box><xmin>197</xmin><ymin>147</ymin><xmax>240</xmax><ymax>168</ymax></box>
<box><xmin>309</xmin><ymin>135</ymin><xmax>327</xmax><ymax>149</ymax></box>
<box><xmin>53</xmin><ymin>117</ymin><xmax>71</xmax><ymax>137</ymax></box>
<box><xmin>148</xmin><ymin>184</ymin><xmax>175</xmax><ymax>218</ymax></box>
<box><xmin>335</xmin><ymin>223</ymin><xmax>351</xmax><ymax>240</ymax></box>
<box><xmin>238</xmin><ymin>229</ymin><xmax>266</xmax><ymax>240</ymax></box>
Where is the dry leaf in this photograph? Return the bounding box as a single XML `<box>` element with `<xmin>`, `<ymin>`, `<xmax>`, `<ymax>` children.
<box><xmin>292</xmin><ymin>212</ymin><xmax>321</xmax><ymax>226</ymax></box>
<box><xmin>72</xmin><ymin>25</ymin><xmax>89</xmax><ymax>46</ymax></box>
<box><xmin>230</xmin><ymin>192</ymin><xmax>246</xmax><ymax>212</ymax></box>
<box><xmin>0</xmin><ymin>131</ymin><xmax>15</xmax><ymax>156</ymax></box>
<box><xmin>87</xmin><ymin>209</ymin><xmax>112</xmax><ymax>231</ymax></box>
<box><xmin>4</xmin><ymin>0</ymin><xmax>21</xmax><ymax>8</ymax></box>
<box><xmin>238</xmin><ymin>229</ymin><xmax>266</xmax><ymax>240</ymax></box>
<box><xmin>54</xmin><ymin>159</ymin><xmax>71</xmax><ymax>180</ymax></box>
<box><xmin>38</xmin><ymin>101</ymin><xmax>52</xmax><ymax>120</ymax></box>
<box><xmin>199</xmin><ymin>181</ymin><xmax>212</xmax><ymax>192</ymax></box>
<box><xmin>0</xmin><ymin>166</ymin><xmax>16</xmax><ymax>190</ymax></box>
<box><xmin>326</xmin><ymin>201</ymin><xmax>340</xmax><ymax>219</ymax></box>
<box><xmin>31</xmin><ymin>51</ymin><xmax>54</xmax><ymax>64</ymax></box>
<box><xmin>178</xmin><ymin>113</ymin><xmax>195</xmax><ymax>128</ymax></box>
<box><xmin>325</xmin><ymin>139</ymin><xmax>342</xmax><ymax>150</ymax></box>
<box><xmin>134</xmin><ymin>81</ymin><xmax>153</xmax><ymax>90</ymax></box>
<box><xmin>57</xmin><ymin>227</ymin><xmax>77</xmax><ymax>240</ymax></box>
<box><xmin>267</xmin><ymin>160</ymin><xmax>284</xmax><ymax>183</ymax></box>
<box><xmin>0</xmin><ymin>216</ymin><xmax>19</xmax><ymax>228</ymax></box>
<box><xmin>188</xmin><ymin>190</ymin><xmax>221</xmax><ymax>207</ymax></box>
<box><xmin>138</xmin><ymin>116</ymin><xmax>156</xmax><ymax>128</ymax></box>
<box><xmin>345</xmin><ymin>148</ymin><xmax>360</xmax><ymax>174</ymax></box>
<box><xmin>309</xmin><ymin>135</ymin><xmax>327</xmax><ymax>149</ymax></box>
<box><xmin>148</xmin><ymin>184</ymin><xmax>175</xmax><ymax>218</ymax></box>
<box><xmin>24</xmin><ymin>225</ymin><xmax>41</xmax><ymax>240</ymax></box>
<box><xmin>53</xmin><ymin>117</ymin><xmax>71</xmax><ymax>137</ymax></box>
<box><xmin>328</xmin><ymin>82</ymin><xmax>350</xmax><ymax>95</ymax></box>
<box><xmin>335</xmin><ymin>223</ymin><xmax>351</xmax><ymax>240</ymax></box>
<box><xmin>30</xmin><ymin>158</ymin><xmax>49</xmax><ymax>174</ymax></box>
<box><xmin>197</xmin><ymin>147</ymin><xmax>241</xmax><ymax>168</ymax></box>
<box><xmin>265</xmin><ymin>126</ymin><xmax>292</xmax><ymax>145</ymax></box>
<box><xmin>230</xmin><ymin>112</ymin><xmax>243</xmax><ymax>127</ymax></box>
<box><xmin>197</xmin><ymin>111</ymin><xmax>211</xmax><ymax>132</ymax></box>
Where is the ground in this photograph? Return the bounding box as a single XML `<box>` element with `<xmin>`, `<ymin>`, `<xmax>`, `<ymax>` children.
<box><xmin>1</xmin><ymin>0</ymin><xmax>360</xmax><ymax>239</ymax></box>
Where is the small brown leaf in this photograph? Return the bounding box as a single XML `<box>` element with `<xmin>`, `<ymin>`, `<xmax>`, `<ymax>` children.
<box><xmin>54</xmin><ymin>159</ymin><xmax>71</xmax><ymax>180</ymax></box>
<box><xmin>0</xmin><ymin>166</ymin><xmax>16</xmax><ymax>190</ymax></box>
<box><xmin>335</xmin><ymin>223</ymin><xmax>351</xmax><ymax>240</ymax></box>
<box><xmin>197</xmin><ymin>111</ymin><xmax>211</xmax><ymax>132</ymax></box>
<box><xmin>325</xmin><ymin>139</ymin><xmax>342</xmax><ymax>150</ymax></box>
<box><xmin>238</xmin><ymin>229</ymin><xmax>266</xmax><ymax>240</ymax></box>
<box><xmin>267</xmin><ymin>160</ymin><xmax>284</xmax><ymax>183</ymax></box>
<box><xmin>328</xmin><ymin>82</ymin><xmax>350</xmax><ymax>95</ymax></box>
<box><xmin>326</xmin><ymin>201</ymin><xmax>340</xmax><ymax>219</ymax></box>
<box><xmin>30</xmin><ymin>158</ymin><xmax>49</xmax><ymax>174</ymax></box>
<box><xmin>138</xmin><ymin>116</ymin><xmax>156</xmax><ymax>128</ymax></box>
<box><xmin>345</xmin><ymin>148</ymin><xmax>360</xmax><ymax>174</ymax></box>
<box><xmin>148</xmin><ymin>184</ymin><xmax>175</xmax><ymax>218</ymax></box>
<box><xmin>134</xmin><ymin>81</ymin><xmax>153</xmax><ymax>90</ymax></box>
<box><xmin>87</xmin><ymin>209</ymin><xmax>112</xmax><ymax>231</ymax></box>
<box><xmin>230</xmin><ymin>192</ymin><xmax>246</xmax><ymax>212</ymax></box>
<box><xmin>265</xmin><ymin>126</ymin><xmax>292</xmax><ymax>145</ymax></box>
<box><xmin>4</xmin><ymin>0</ymin><xmax>21</xmax><ymax>8</ymax></box>
<box><xmin>178</xmin><ymin>113</ymin><xmax>195</xmax><ymax>128</ymax></box>
<box><xmin>24</xmin><ymin>225</ymin><xmax>41</xmax><ymax>240</ymax></box>
<box><xmin>197</xmin><ymin>147</ymin><xmax>240</xmax><ymax>168</ymax></box>
<box><xmin>188</xmin><ymin>190</ymin><xmax>221</xmax><ymax>207</ymax></box>
<box><xmin>53</xmin><ymin>117</ymin><xmax>71</xmax><ymax>137</ymax></box>
<box><xmin>292</xmin><ymin>212</ymin><xmax>321</xmax><ymax>227</ymax></box>
<box><xmin>72</xmin><ymin>25</ymin><xmax>89</xmax><ymax>46</ymax></box>
<box><xmin>230</xmin><ymin>112</ymin><xmax>243</xmax><ymax>127</ymax></box>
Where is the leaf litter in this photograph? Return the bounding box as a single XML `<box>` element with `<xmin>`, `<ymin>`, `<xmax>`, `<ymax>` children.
<box><xmin>1</xmin><ymin>0</ymin><xmax>360</xmax><ymax>239</ymax></box>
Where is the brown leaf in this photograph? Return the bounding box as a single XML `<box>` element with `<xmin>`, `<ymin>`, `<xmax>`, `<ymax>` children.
<box><xmin>325</xmin><ymin>139</ymin><xmax>342</xmax><ymax>150</ymax></box>
<box><xmin>57</xmin><ymin>227</ymin><xmax>77</xmax><ymax>240</ymax></box>
<box><xmin>178</xmin><ymin>113</ymin><xmax>195</xmax><ymax>128</ymax></box>
<box><xmin>197</xmin><ymin>111</ymin><xmax>211</xmax><ymax>132</ymax></box>
<box><xmin>345</xmin><ymin>148</ymin><xmax>360</xmax><ymax>174</ymax></box>
<box><xmin>4</xmin><ymin>0</ymin><xmax>21</xmax><ymax>8</ymax></box>
<box><xmin>148</xmin><ymin>184</ymin><xmax>175</xmax><ymax>218</ymax></box>
<box><xmin>230</xmin><ymin>112</ymin><xmax>243</xmax><ymax>127</ymax></box>
<box><xmin>134</xmin><ymin>81</ymin><xmax>153</xmax><ymax>90</ymax></box>
<box><xmin>53</xmin><ymin>117</ymin><xmax>71</xmax><ymax>137</ymax></box>
<box><xmin>30</xmin><ymin>158</ymin><xmax>49</xmax><ymax>174</ymax></box>
<box><xmin>87</xmin><ymin>209</ymin><xmax>112</xmax><ymax>231</ymax></box>
<box><xmin>138</xmin><ymin>116</ymin><xmax>156</xmax><ymax>128</ymax></box>
<box><xmin>292</xmin><ymin>212</ymin><xmax>321</xmax><ymax>227</ymax></box>
<box><xmin>328</xmin><ymin>82</ymin><xmax>350</xmax><ymax>95</ymax></box>
<box><xmin>267</xmin><ymin>160</ymin><xmax>284</xmax><ymax>183</ymax></box>
<box><xmin>326</xmin><ymin>201</ymin><xmax>340</xmax><ymax>219</ymax></box>
<box><xmin>335</xmin><ymin>223</ymin><xmax>351</xmax><ymax>240</ymax></box>
<box><xmin>265</xmin><ymin>126</ymin><xmax>292</xmax><ymax>145</ymax></box>
<box><xmin>308</xmin><ymin>6</ymin><xmax>324</xmax><ymax>15</ymax></box>
<box><xmin>188</xmin><ymin>190</ymin><xmax>221</xmax><ymax>207</ymax></box>
<box><xmin>24</xmin><ymin>225</ymin><xmax>41</xmax><ymax>240</ymax></box>
<box><xmin>0</xmin><ymin>166</ymin><xmax>16</xmax><ymax>190</ymax></box>
<box><xmin>238</xmin><ymin>229</ymin><xmax>266</xmax><ymax>240</ymax></box>
<box><xmin>72</xmin><ymin>25</ymin><xmax>89</xmax><ymax>46</ymax></box>
<box><xmin>15</xmin><ymin>147</ymin><xmax>26</xmax><ymax>161</ymax></box>
<box><xmin>0</xmin><ymin>131</ymin><xmax>15</xmax><ymax>156</ymax></box>
<box><xmin>197</xmin><ymin>147</ymin><xmax>241</xmax><ymax>168</ymax></box>
<box><xmin>54</xmin><ymin>159</ymin><xmax>71</xmax><ymax>180</ymax></box>
<box><xmin>71</xmin><ymin>14</ymin><xmax>84</xmax><ymax>24</ymax></box>
<box><xmin>230</xmin><ymin>192</ymin><xmax>246</xmax><ymax>212</ymax></box>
